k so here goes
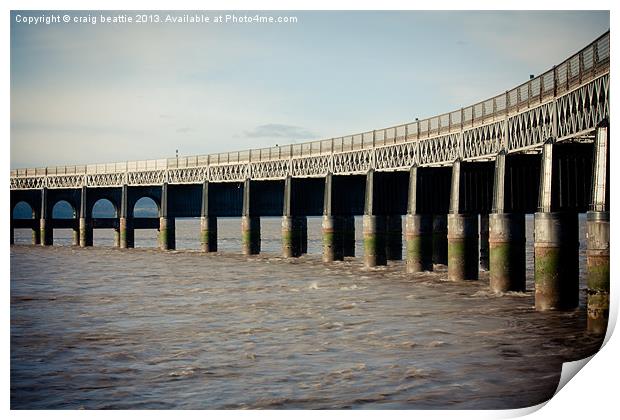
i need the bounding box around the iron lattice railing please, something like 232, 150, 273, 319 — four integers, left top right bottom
10, 31, 610, 188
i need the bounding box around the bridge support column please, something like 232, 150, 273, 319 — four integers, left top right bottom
72, 227, 79, 246
447, 160, 478, 280
406, 214, 433, 273
200, 217, 217, 252
534, 212, 579, 310
159, 217, 175, 250
242, 216, 260, 255
113, 227, 120, 248
432, 215, 448, 265
489, 150, 525, 291
586, 211, 609, 334
342, 216, 355, 257
586, 124, 609, 333
489, 213, 525, 292
242, 179, 260, 255
200, 181, 217, 252
322, 216, 343, 262
406, 166, 433, 272
282, 216, 302, 258
40, 218, 52, 246
300, 217, 308, 255
448, 214, 479, 281
363, 215, 387, 267
79, 186, 93, 247
79, 218, 93, 247
363, 169, 387, 267
282, 175, 302, 258
10, 218, 14, 245
534, 140, 579, 310
32, 227, 40, 245
120, 184, 134, 249
159, 183, 176, 250
120, 218, 134, 248
40, 188, 52, 246
385, 215, 402, 260
322, 173, 343, 262
479, 214, 489, 271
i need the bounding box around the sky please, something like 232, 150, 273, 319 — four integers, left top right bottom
10, 10, 610, 169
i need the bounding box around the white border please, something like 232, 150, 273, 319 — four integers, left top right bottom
3, 2, 617, 420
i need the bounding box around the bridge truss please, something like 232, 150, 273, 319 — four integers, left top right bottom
10, 32, 609, 190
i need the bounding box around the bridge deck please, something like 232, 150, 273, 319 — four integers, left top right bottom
10, 31, 609, 189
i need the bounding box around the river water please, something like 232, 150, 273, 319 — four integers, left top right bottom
10, 215, 603, 409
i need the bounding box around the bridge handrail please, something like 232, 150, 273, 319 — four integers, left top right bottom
10, 30, 610, 179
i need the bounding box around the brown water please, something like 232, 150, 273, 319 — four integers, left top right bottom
10, 216, 603, 409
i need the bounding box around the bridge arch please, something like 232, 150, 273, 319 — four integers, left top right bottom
47, 199, 78, 246
11, 201, 38, 245
92, 198, 118, 218
131, 196, 161, 248
52, 200, 77, 219
12, 201, 35, 219
132, 196, 160, 218
90, 198, 119, 247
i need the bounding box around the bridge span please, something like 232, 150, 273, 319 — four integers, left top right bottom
10, 32, 610, 333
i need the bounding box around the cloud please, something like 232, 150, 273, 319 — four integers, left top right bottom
244, 124, 317, 140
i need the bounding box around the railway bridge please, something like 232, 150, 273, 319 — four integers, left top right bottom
10, 32, 610, 333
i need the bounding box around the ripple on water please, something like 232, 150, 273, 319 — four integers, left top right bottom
10, 217, 603, 409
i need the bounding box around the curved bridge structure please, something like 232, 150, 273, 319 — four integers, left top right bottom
10, 32, 609, 187
10, 31, 610, 333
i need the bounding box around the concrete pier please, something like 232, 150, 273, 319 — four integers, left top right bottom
364, 169, 387, 267
406, 166, 433, 272
342, 216, 355, 257
241, 216, 260, 255
32, 227, 40, 245
282, 175, 302, 258
40, 218, 52, 246
300, 217, 308, 255
200, 182, 217, 252
113, 227, 120, 248
322, 173, 343, 262
79, 187, 92, 247
159, 183, 175, 250
479, 214, 489, 271
447, 160, 478, 280
200, 217, 217, 252
489, 213, 525, 292
363, 215, 387, 267
119, 185, 134, 248
282, 216, 302, 258
533, 140, 579, 311
432, 215, 448, 265
586, 211, 609, 334
534, 212, 579, 310
405, 214, 433, 272
159, 217, 176, 250
489, 150, 527, 291
40, 188, 52, 246
79, 218, 93, 247
72, 227, 80, 246
242, 178, 260, 255
385, 215, 403, 261
585, 125, 610, 332
447, 214, 479, 281
119, 217, 134, 248
322, 215, 343, 262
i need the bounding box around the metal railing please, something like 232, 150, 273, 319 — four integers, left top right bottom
10, 31, 610, 179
